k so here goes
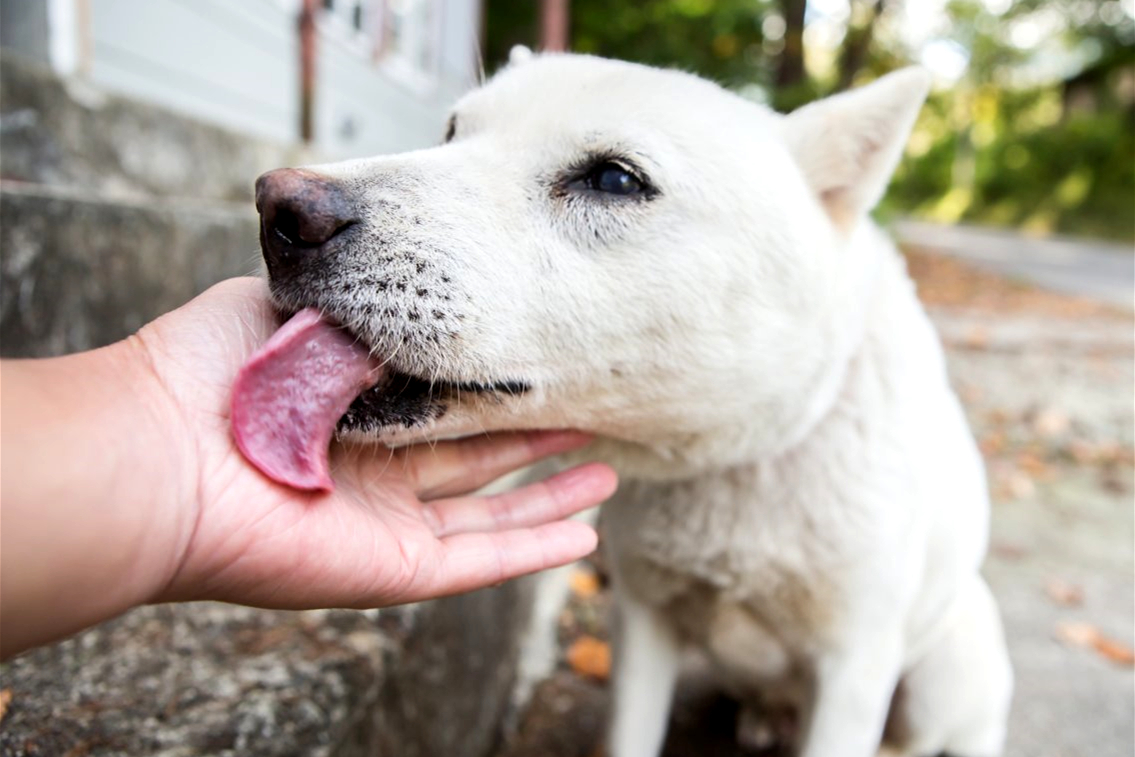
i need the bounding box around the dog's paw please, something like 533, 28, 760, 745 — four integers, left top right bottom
736, 702, 796, 754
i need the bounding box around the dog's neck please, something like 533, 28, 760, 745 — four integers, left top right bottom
585, 222, 915, 482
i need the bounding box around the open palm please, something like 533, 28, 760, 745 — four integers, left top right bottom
137, 278, 615, 609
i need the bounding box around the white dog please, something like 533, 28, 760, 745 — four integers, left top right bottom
245, 50, 1012, 757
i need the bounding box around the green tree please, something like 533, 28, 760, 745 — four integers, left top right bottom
884, 0, 1135, 239
484, 0, 1135, 240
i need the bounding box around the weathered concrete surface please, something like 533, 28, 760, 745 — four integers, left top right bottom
0, 182, 259, 357
0, 50, 305, 357
0, 51, 298, 358
936, 308, 1135, 757
0, 52, 307, 204
1, 580, 533, 757
0, 605, 384, 757
370, 581, 536, 757
0, 6, 49, 67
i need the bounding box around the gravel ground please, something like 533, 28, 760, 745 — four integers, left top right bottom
497, 250, 1135, 757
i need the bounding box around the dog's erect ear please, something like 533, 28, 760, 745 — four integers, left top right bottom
509, 45, 534, 66
780, 67, 930, 232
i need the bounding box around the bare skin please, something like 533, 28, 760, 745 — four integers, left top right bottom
0, 277, 616, 660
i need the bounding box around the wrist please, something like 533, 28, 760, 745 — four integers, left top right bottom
112, 333, 204, 602
0, 338, 196, 657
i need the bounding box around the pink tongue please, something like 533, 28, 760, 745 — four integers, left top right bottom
231, 308, 383, 492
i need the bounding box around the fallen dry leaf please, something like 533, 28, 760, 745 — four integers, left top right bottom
1091, 635, 1135, 666
957, 383, 984, 405
1055, 621, 1135, 666
567, 635, 612, 680
979, 431, 1007, 456
990, 542, 1028, 560
1016, 452, 1051, 479
1032, 408, 1070, 438
1056, 621, 1099, 647
0, 688, 11, 723
569, 568, 601, 599
1004, 471, 1037, 500
962, 326, 990, 349
1044, 579, 1084, 607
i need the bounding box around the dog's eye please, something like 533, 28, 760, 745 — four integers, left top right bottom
562, 156, 656, 201
585, 162, 643, 195
443, 114, 457, 143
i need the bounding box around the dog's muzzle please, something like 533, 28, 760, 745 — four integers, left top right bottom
254, 168, 358, 278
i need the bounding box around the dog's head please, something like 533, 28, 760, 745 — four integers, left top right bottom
255, 53, 928, 477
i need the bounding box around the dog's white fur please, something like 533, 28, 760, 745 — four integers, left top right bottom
282, 52, 1012, 757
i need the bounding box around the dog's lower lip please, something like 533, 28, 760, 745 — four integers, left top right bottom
351, 370, 531, 405
267, 303, 531, 431
446, 378, 530, 396
336, 370, 531, 434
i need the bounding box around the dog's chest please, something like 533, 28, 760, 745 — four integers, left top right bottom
602, 463, 867, 657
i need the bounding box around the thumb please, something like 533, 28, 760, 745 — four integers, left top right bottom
133, 277, 281, 414
144, 277, 279, 375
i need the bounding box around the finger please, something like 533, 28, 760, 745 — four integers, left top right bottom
419, 520, 599, 600
400, 430, 595, 500
421, 462, 617, 538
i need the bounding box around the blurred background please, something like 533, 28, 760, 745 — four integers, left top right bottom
3, 0, 1131, 237
0, 2, 1131, 757
491, 0, 1135, 242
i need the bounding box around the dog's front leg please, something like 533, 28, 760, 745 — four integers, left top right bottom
798, 633, 903, 757
608, 593, 682, 757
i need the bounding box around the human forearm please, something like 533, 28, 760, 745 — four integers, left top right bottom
0, 339, 190, 659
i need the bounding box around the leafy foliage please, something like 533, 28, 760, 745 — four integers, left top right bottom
484, 0, 1135, 240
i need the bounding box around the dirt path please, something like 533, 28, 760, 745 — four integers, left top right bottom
894, 220, 1134, 309
922, 251, 1134, 757
498, 249, 1135, 757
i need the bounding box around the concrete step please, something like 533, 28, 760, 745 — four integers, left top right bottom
1, 51, 311, 204
0, 180, 259, 356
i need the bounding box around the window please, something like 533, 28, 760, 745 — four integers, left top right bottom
318, 0, 376, 57
382, 0, 439, 79
318, 0, 441, 90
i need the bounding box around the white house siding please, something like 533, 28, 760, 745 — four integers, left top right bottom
86, 0, 299, 144
80, 0, 479, 158
313, 0, 481, 158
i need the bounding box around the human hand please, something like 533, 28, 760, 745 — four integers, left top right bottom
1, 278, 615, 658
134, 277, 617, 609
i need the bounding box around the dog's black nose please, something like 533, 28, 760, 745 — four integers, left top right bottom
255, 168, 357, 275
